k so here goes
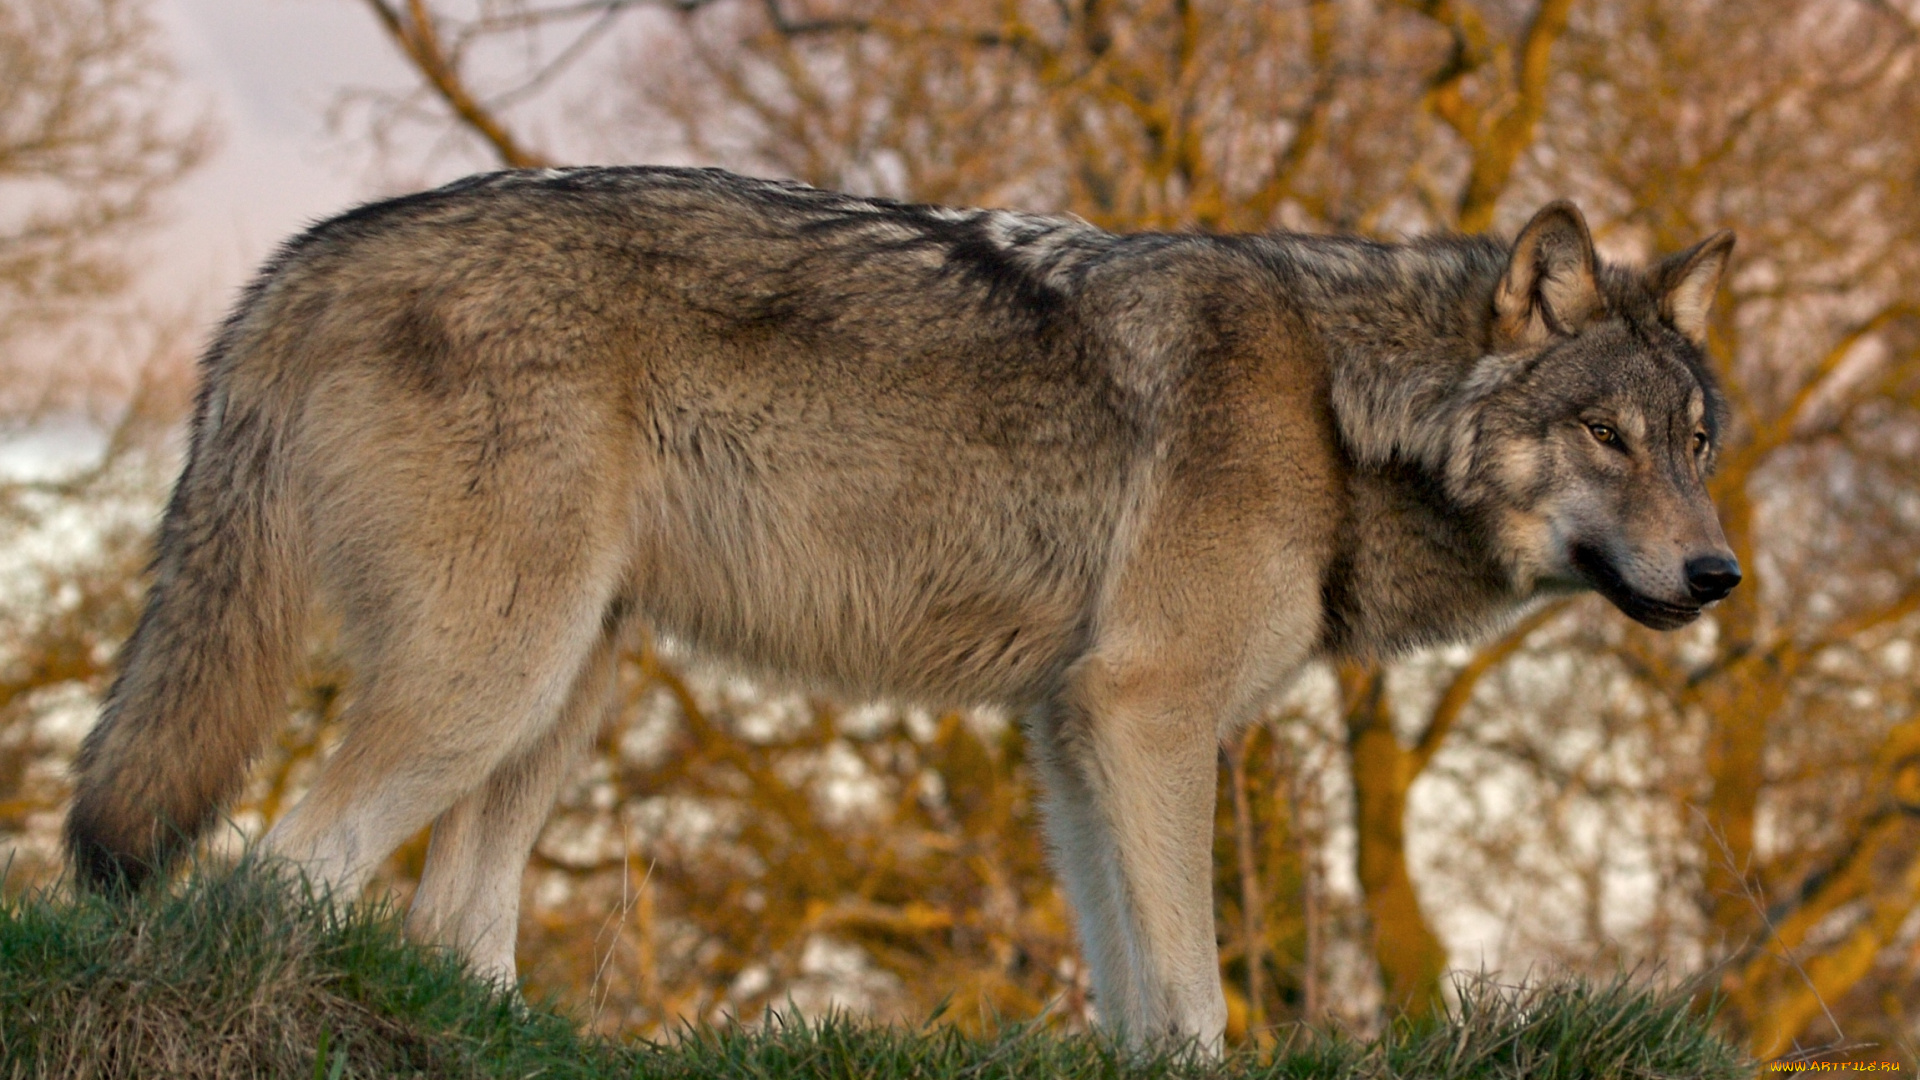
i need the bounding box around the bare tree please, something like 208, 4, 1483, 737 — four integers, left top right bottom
0, 0, 206, 888
0, 0, 207, 375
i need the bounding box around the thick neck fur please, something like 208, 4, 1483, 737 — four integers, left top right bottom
1317, 458, 1521, 659
1245, 232, 1533, 659
1252, 232, 1512, 463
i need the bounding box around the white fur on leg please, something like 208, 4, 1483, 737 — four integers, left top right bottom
407, 626, 623, 986
1028, 710, 1146, 1030
258, 579, 616, 953
1036, 670, 1231, 1052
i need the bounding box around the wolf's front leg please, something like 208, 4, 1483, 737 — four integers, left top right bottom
1034, 664, 1228, 1051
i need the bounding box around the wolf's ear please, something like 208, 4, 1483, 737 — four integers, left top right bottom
1651, 230, 1734, 349
1494, 201, 1601, 350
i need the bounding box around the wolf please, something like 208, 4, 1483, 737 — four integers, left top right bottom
66, 166, 1739, 1048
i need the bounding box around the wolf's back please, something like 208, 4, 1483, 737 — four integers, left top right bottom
66, 276, 312, 892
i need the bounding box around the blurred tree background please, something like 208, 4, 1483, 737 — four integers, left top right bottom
3, 0, 1919, 1066
0, 0, 203, 929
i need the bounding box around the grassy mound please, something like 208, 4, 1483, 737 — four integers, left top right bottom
632, 981, 1753, 1080
0, 860, 616, 1078
0, 862, 1751, 1079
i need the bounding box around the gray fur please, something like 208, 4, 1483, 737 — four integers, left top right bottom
66, 168, 1738, 1048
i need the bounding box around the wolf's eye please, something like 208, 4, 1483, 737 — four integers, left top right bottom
1693, 431, 1710, 454
1586, 422, 1619, 446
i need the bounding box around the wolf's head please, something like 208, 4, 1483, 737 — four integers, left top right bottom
1454, 202, 1740, 630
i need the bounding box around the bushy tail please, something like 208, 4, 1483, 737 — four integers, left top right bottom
67, 352, 309, 893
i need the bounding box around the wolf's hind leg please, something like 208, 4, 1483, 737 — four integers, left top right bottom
260, 562, 621, 918
405, 607, 629, 985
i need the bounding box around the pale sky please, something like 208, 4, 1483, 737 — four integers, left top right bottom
6, 0, 662, 469
3, 3, 425, 471
144, 0, 454, 321
140, 1, 685, 325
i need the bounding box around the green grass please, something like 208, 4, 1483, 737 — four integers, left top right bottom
0, 861, 1752, 1079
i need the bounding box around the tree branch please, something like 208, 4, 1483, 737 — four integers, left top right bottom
1457, 0, 1574, 230
758, 0, 872, 37
1398, 0, 1573, 230
359, 0, 552, 168
1244, 0, 1339, 224
1776, 302, 1920, 440
1412, 599, 1569, 772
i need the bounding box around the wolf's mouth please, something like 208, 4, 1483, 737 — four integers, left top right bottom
1570, 544, 1703, 631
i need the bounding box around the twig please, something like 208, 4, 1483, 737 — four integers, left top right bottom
358, 0, 552, 167
1695, 809, 1869, 1062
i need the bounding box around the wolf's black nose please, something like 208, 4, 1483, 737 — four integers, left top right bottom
1685, 554, 1742, 603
